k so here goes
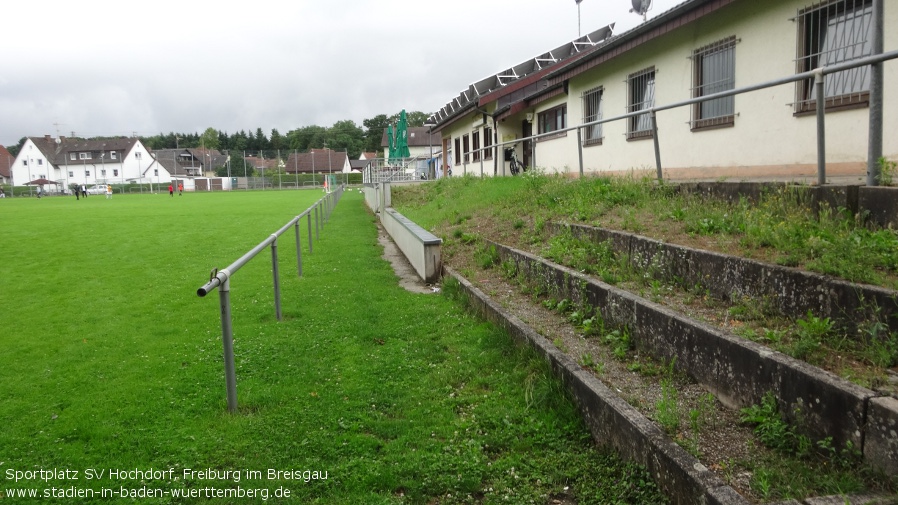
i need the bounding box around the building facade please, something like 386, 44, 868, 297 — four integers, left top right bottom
11, 136, 168, 189
432, 0, 896, 180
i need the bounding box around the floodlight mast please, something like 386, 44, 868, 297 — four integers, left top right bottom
576, 0, 583, 37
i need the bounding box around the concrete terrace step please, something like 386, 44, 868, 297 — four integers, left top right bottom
546, 221, 898, 335
483, 238, 898, 479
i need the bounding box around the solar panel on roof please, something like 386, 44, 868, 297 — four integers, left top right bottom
431, 22, 614, 125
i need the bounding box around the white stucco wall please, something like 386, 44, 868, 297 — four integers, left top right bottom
439, 108, 504, 177
12, 140, 51, 186
11, 139, 172, 187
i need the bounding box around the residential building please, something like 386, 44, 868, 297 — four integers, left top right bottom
430, 0, 896, 180
284, 148, 351, 174
353, 153, 378, 173
0, 145, 14, 185
153, 148, 228, 178
11, 136, 167, 189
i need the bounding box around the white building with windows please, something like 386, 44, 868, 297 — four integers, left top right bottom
431, 0, 896, 180
12, 136, 171, 190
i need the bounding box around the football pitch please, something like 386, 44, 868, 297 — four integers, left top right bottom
0, 189, 665, 504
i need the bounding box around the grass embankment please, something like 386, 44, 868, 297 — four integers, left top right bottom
0, 190, 666, 504
392, 174, 898, 502
394, 174, 898, 386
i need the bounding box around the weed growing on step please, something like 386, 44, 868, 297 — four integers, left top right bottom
736, 391, 894, 500
878, 156, 896, 186
475, 243, 500, 269
604, 328, 632, 360
580, 313, 605, 338
788, 310, 832, 361
684, 393, 718, 458
654, 359, 680, 435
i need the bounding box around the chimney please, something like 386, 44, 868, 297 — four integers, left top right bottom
44, 135, 52, 141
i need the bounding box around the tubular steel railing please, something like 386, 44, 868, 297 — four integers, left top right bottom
363, 156, 431, 183
196, 185, 344, 413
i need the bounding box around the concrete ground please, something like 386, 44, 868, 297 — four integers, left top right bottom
377, 223, 439, 294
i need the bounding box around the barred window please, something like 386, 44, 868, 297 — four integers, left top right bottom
581, 86, 604, 146
472, 131, 481, 162
483, 126, 493, 160
794, 0, 872, 113
462, 134, 470, 163
454, 137, 461, 165
627, 67, 655, 140
692, 37, 736, 129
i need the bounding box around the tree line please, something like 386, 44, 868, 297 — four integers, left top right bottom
6, 111, 428, 161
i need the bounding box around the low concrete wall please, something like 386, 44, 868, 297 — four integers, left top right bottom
860, 187, 898, 229
380, 208, 442, 284
866, 397, 898, 476
446, 267, 748, 505
549, 222, 898, 334
362, 182, 390, 213
676, 182, 898, 233
362, 182, 442, 284
488, 241, 896, 475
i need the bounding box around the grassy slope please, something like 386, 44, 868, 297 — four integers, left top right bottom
0, 190, 665, 504
391, 174, 898, 502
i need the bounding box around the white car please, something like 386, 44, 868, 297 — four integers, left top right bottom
86, 185, 109, 195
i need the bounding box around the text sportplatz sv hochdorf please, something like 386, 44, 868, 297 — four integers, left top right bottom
4, 467, 329, 484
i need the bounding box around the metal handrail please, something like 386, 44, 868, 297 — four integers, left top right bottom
197, 185, 345, 413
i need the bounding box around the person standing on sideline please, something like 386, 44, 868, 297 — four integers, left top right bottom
106, 184, 112, 199
169, 184, 174, 197
81, 185, 87, 198
178, 182, 183, 196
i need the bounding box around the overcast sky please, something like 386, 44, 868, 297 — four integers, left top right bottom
0, 0, 681, 147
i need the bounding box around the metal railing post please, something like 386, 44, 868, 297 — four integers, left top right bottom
295, 220, 303, 277
271, 238, 282, 321
816, 72, 826, 185
315, 205, 320, 241
577, 127, 584, 178
198, 192, 346, 414
651, 110, 662, 181
532, 141, 536, 171
219, 278, 238, 413
307, 213, 314, 254
867, 0, 884, 186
